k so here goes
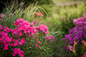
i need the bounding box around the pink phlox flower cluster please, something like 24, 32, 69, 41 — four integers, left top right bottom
13, 39, 18, 46
0, 31, 12, 50
43, 36, 55, 42
0, 14, 5, 21
12, 48, 24, 57
10, 43, 13, 47
36, 24, 49, 34
14, 18, 36, 37
37, 41, 42, 44
0, 25, 4, 29
0, 24, 26, 53
4, 27, 10, 33
0, 26, 11, 50
19, 38, 26, 45
11, 38, 26, 46
14, 18, 25, 26
0, 14, 5, 18
10, 29, 19, 37
0, 18, 50, 57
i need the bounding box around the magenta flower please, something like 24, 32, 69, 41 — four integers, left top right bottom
10, 43, 13, 47
35, 44, 40, 48
84, 13, 86, 16
35, 44, 38, 47
14, 42, 18, 46
19, 41, 23, 45
37, 41, 42, 44
12, 48, 24, 57
36, 24, 49, 34
73, 19, 77, 24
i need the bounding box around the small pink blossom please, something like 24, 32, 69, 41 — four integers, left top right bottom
43, 43, 45, 45
37, 41, 42, 44
0, 14, 5, 18
19, 41, 23, 45
10, 43, 13, 46
12, 48, 24, 57
14, 42, 18, 46
35, 44, 40, 48
36, 24, 49, 34
35, 44, 38, 47
12, 52, 16, 56
4, 47, 8, 50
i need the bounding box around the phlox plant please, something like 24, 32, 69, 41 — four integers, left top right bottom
62, 13, 86, 57
0, 1, 57, 57
0, 18, 56, 57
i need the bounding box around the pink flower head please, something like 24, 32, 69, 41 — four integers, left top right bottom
84, 13, 86, 16
19, 38, 25, 45
14, 42, 18, 46
14, 18, 24, 26
14, 18, 36, 37
30, 22, 34, 26
37, 41, 42, 44
10, 43, 13, 46
4, 27, 10, 33
21, 38, 25, 43
4, 46, 8, 50
5, 36, 11, 42
73, 19, 77, 24
36, 24, 49, 34
43, 43, 45, 45
12, 48, 24, 57
19, 41, 23, 45
12, 52, 16, 56
4, 43, 8, 50
35, 44, 38, 47
0, 14, 5, 18
35, 44, 40, 48
19, 32, 23, 36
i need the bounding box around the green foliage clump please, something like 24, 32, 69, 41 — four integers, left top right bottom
25, 0, 53, 5
25, 0, 54, 16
